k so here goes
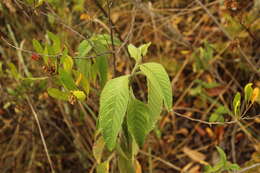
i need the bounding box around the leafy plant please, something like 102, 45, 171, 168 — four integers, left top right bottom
95, 43, 172, 172
204, 146, 240, 173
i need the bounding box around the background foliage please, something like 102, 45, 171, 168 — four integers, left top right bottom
0, 0, 259, 172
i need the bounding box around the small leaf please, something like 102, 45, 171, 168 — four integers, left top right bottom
71, 90, 86, 101
47, 88, 70, 101
62, 55, 73, 73
244, 83, 253, 103
127, 98, 150, 147
77, 40, 92, 58
251, 88, 260, 103
232, 92, 241, 117
59, 69, 78, 90
8, 63, 21, 79
216, 146, 227, 166
47, 31, 61, 54
209, 113, 224, 122
128, 44, 141, 62
98, 75, 130, 150
139, 42, 151, 56
32, 39, 43, 53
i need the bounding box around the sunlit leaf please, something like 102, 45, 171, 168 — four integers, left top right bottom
232, 92, 241, 117
140, 63, 172, 111
139, 42, 151, 56
71, 90, 86, 101
128, 44, 141, 62
244, 83, 253, 103
98, 76, 130, 150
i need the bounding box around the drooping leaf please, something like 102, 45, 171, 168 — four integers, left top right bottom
140, 62, 172, 110
59, 69, 77, 90
95, 44, 108, 88
98, 75, 130, 150
139, 42, 151, 56
47, 88, 70, 101
244, 83, 253, 103
128, 44, 141, 62
127, 98, 150, 147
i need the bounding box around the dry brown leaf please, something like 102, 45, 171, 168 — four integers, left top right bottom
182, 147, 208, 165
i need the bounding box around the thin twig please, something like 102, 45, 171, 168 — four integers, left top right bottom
235, 163, 260, 173
26, 96, 56, 173
139, 150, 181, 171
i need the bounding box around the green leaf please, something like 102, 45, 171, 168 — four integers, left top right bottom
209, 113, 224, 122
98, 75, 130, 150
216, 146, 227, 166
244, 83, 253, 103
95, 44, 108, 88
77, 40, 92, 58
127, 98, 150, 147
59, 69, 78, 90
47, 31, 61, 54
8, 63, 21, 79
32, 39, 43, 53
47, 88, 70, 101
71, 90, 86, 101
139, 42, 151, 56
128, 44, 141, 62
232, 92, 241, 117
225, 163, 240, 171
92, 34, 121, 46
62, 55, 73, 73
140, 62, 172, 110
215, 106, 229, 114
146, 80, 163, 131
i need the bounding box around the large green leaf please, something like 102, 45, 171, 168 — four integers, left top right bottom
146, 80, 163, 131
98, 76, 130, 150
140, 62, 172, 110
127, 98, 150, 147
